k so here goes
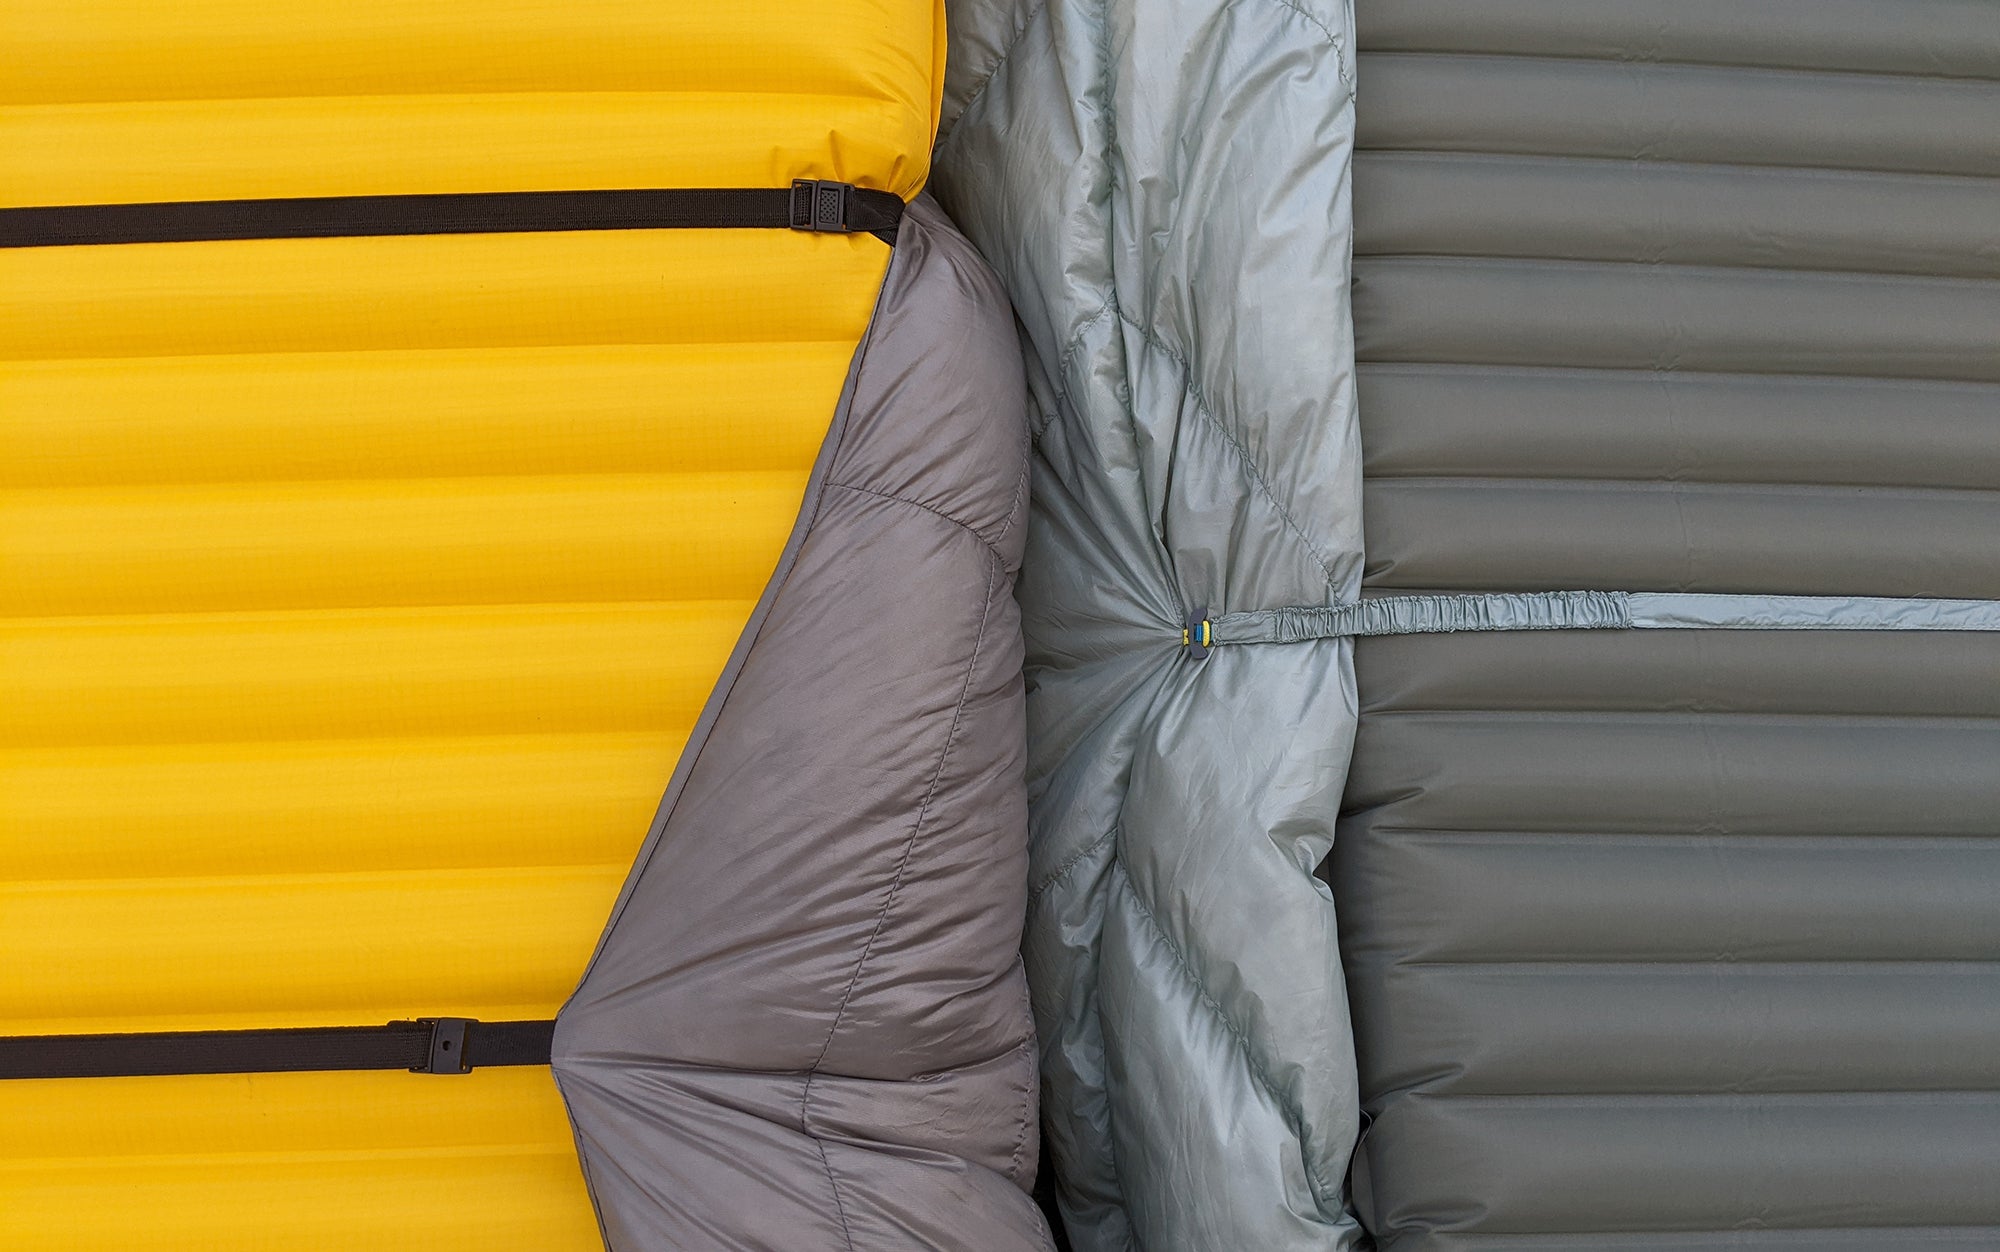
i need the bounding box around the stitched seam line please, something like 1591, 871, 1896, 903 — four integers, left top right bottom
1006, 1038, 1036, 1184
1245, 0, 1354, 93
811, 1133, 857, 1252
1038, 305, 1345, 590
1040, 297, 1119, 442
1114, 310, 1343, 587
1005, 959, 1037, 1186
823, 480, 1012, 566
1112, 860, 1336, 1210
937, 0, 1054, 153
1030, 826, 1118, 905
994, 407, 1034, 545
797, 556, 998, 1038
1090, 922, 1139, 1252
799, 555, 1002, 1234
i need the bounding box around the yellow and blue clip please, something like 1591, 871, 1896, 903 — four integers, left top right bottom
1182, 607, 1213, 660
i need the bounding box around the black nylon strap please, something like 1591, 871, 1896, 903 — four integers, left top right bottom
0, 182, 905, 248
0, 1018, 555, 1080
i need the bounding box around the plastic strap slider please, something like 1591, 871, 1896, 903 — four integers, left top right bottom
790, 179, 857, 233
415, 1017, 474, 1074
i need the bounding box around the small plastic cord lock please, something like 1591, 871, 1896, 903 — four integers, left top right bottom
789, 180, 854, 233
1183, 607, 1213, 660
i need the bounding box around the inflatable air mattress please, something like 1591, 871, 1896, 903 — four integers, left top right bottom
1337, 4, 2000, 1246
4, 3, 1049, 1249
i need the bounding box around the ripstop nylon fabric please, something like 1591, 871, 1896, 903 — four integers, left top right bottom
554, 196, 1052, 1252
935, 1, 1368, 1247
2, 3, 942, 1248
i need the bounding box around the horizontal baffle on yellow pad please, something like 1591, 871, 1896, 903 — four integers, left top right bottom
2, 94, 932, 208
3, 732, 690, 882
2, 601, 753, 748
0, 343, 850, 488
3, 474, 810, 614
5, 1066, 578, 1158
1, 0, 942, 203
1, 732, 688, 876
4, 1, 941, 109
0, 1070, 599, 1252
2, 865, 626, 1030
0, 230, 891, 360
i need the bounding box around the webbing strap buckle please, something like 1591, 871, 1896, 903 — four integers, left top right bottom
414, 1017, 474, 1074
789, 179, 854, 233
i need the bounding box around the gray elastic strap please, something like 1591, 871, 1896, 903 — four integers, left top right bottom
1205, 591, 2000, 649
1625, 592, 2000, 632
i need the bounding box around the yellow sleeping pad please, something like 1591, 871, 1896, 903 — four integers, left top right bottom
0, 2, 942, 1247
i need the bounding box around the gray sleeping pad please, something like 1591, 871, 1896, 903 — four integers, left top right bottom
1338, 2, 2000, 1247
